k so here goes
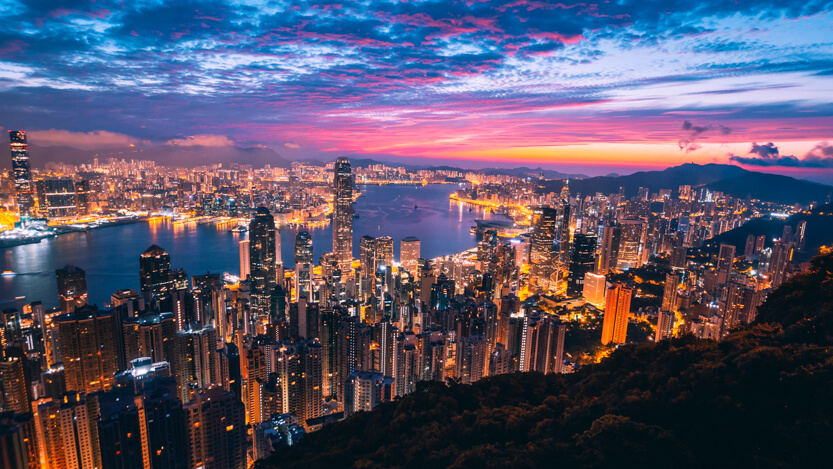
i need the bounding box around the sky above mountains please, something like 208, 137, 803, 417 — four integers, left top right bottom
1, 0, 832, 179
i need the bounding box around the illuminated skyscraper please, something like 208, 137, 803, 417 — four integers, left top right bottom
8, 130, 35, 217
249, 207, 277, 313
598, 223, 621, 274
601, 283, 632, 346
661, 273, 680, 312
529, 206, 557, 290
567, 234, 596, 296
56, 265, 88, 314
294, 231, 313, 266
140, 245, 174, 301
400, 236, 420, 273
616, 220, 646, 270
37, 178, 77, 220
582, 272, 606, 309
656, 310, 675, 341
375, 236, 394, 270
55, 305, 119, 394
333, 157, 353, 274
239, 239, 250, 280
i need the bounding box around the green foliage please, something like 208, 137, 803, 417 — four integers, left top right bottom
257, 252, 833, 469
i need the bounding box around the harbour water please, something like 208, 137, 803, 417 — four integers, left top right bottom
0, 184, 507, 309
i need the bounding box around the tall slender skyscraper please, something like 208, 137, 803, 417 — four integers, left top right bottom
8, 130, 35, 217
529, 206, 557, 290
333, 157, 353, 274
239, 239, 250, 280
249, 207, 277, 314
400, 236, 420, 273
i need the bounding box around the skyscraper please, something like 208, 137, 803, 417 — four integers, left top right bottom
716, 243, 736, 285
239, 239, 250, 280
601, 283, 632, 346
598, 223, 621, 274
656, 310, 675, 342
294, 231, 313, 266
529, 206, 557, 290
616, 220, 646, 270
56, 265, 88, 314
375, 236, 394, 270
400, 236, 420, 273
183, 386, 246, 469
333, 157, 353, 274
661, 273, 679, 313
55, 305, 120, 394
249, 207, 277, 313
567, 233, 596, 296
140, 245, 174, 301
8, 130, 34, 217
582, 272, 606, 309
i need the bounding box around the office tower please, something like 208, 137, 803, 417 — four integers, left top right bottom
557, 201, 572, 266
375, 236, 394, 270
656, 310, 674, 341
529, 206, 557, 290
343, 371, 394, 417
333, 157, 354, 274
568, 233, 596, 296
0, 355, 31, 414
172, 325, 220, 403
294, 263, 312, 302
583, 272, 606, 309
601, 283, 632, 346
137, 378, 188, 469
716, 243, 736, 285
670, 245, 688, 269
184, 386, 246, 469
294, 230, 313, 266
55, 305, 119, 393
249, 207, 277, 314
744, 234, 756, 257
74, 180, 91, 216
122, 312, 177, 364
140, 245, 174, 301
400, 236, 420, 273
8, 130, 35, 217
598, 223, 621, 274
39, 178, 77, 219
455, 335, 487, 384
359, 235, 376, 279
55, 265, 88, 314
239, 239, 250, 280
616, 220, 646, 270
34, 392, 102, 469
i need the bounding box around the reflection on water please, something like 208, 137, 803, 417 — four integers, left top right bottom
0, 184, 503, 308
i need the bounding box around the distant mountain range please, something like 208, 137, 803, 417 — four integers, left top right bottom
539, 163, 831, 205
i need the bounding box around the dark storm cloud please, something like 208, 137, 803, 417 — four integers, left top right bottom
731, 142, 833, 167
678, 121, 732, 153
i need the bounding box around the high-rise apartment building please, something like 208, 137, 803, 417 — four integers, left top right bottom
55, 305, 119, 393
183, 386, 246, 469
601, 283, 632, 346
400, 236, 420, 273
583, 272, 606, 309
239, 239, 250, 280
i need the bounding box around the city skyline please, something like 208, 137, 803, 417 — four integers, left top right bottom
0, 1, 832, 181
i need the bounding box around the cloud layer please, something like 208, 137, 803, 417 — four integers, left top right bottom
0, 1, 832, 165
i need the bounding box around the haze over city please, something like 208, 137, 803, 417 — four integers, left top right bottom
1, 1, 832, 180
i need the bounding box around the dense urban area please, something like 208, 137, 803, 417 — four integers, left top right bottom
0, 130, 826, 468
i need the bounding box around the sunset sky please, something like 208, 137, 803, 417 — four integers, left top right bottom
1, 0, 832, 178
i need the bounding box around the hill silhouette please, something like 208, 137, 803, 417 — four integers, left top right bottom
257, 251, 833, 469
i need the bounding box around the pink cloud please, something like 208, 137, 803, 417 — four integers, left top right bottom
164, 134, 236, 147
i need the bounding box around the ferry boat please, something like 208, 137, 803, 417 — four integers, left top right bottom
1, 271, 15, 276
229, 225, 248, 233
